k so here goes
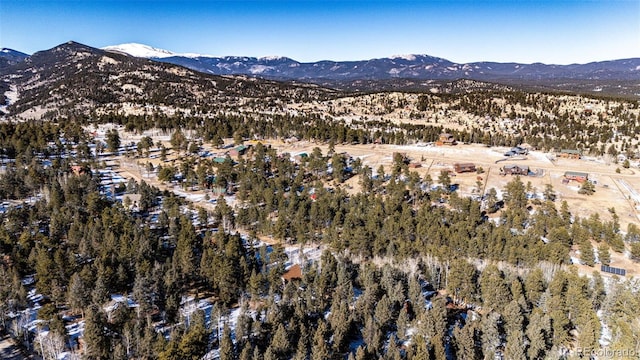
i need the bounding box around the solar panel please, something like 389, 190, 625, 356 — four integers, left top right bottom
601, 265, 626, 276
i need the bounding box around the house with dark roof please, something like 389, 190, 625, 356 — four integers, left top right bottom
502, 164, 529, 176
454, 163, 476, 173
229, 145, 248, 157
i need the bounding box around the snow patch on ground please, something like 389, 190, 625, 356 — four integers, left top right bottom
597, 309, 612, 347
0, 84, 18, 116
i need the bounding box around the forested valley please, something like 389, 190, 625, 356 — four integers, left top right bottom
1, 105, 640, 360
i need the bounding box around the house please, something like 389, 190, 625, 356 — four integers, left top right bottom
436, 133, 456, 146
557, 149, 582, 159
282, 264, 302, 283
228, 145, 248, 157
564, 171, 588, 182
503, 164, 529, 176
454, 163, 476, 173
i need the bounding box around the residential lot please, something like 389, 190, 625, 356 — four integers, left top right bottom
262, 140, 640, 230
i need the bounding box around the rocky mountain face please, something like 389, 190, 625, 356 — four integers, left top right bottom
0, 42, 335, 120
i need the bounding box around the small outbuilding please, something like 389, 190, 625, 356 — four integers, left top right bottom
454, 163, 476, 173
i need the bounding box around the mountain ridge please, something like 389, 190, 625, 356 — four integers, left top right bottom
100, 42, 640, 81
2, 41, 640, 97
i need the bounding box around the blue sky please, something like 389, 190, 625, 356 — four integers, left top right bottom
1, 0, 638, 64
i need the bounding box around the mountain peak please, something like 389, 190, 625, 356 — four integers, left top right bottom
390, 54, 420, 61
102, 43, 176, 58
1, 48, 27, 55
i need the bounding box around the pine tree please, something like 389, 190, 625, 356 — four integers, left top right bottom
598, 243, 611, 266
590, 272, 606, 310
239, 344, 253, 360
438, 170, 451, 192
330, 300, 353, 353
293, 333, 309, 360
67, 272, 89, 316
180, 310, 210, 360
410, 336, 431, 360
502, 300, 526, 360
385, 336, 402, 360
578, 180, 596, 195
447, 260, 478, 304
453, 322, 479, 360
271, 323, 291, 357
396, 306, 410, 341
219, 323, 236, 360
83, 305, 111, 360
479, 265, 511, 311
580, 239, 595, 266
481, 311, 501, 360
525, 308, 550, 360
374, 294, 394, 330
524, 268, 546, 307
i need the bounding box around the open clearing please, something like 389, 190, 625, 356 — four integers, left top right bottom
263, 140, 640, 227
111, 135, 640, 279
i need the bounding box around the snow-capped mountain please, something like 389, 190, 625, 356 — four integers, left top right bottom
102, 43, 640, 86
3, 41, 640, 97
101, 43, 209, 59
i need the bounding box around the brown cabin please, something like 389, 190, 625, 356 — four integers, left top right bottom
503, 164, 529, 176
436, 133, 456, 146
282, 264, 302, 283
454, 163, 476, 173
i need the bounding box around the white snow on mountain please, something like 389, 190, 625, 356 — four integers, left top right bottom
102, 43, 212, 59
391, 54, 417, 61
102, 43, 175, 58
249, 65, 272, 74
259, 55, 287, 61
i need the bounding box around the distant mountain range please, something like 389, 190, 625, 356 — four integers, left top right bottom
101, 43, 640, 81
2, 41, 640, 97
96, 43, 640, 97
